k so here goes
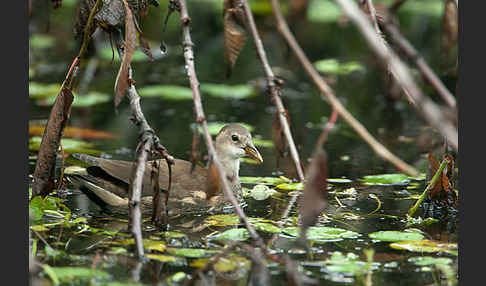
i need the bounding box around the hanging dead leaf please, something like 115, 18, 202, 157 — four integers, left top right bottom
223, 0, 247, 77
441, 0, 458, 60
114, 0, 137, 108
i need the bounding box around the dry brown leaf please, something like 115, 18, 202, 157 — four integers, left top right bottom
441, 0, 458, 59
223, 0, 247, 77
114, 0, 137, 108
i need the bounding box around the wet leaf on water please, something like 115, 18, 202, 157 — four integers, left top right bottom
106, 238, 166, 252
249, 184, 276, 200
190, 256, 250, 272
166, 272, 188, 284
30, 34, 56, 49
146, 253, 177, 262
163, 231, 187, 239
327, 178, 353, 183
252, 138, 274, 148
166, 248, 221, 258
29, 125, 117, 139
360, 173, 410, 185
323, 251, 379, 275
205, 214, 241, 226
405, 216, 439, 227
29, 82, 62, 99
207, 228, 250, 241
282, 226, 359, 242
400, 0, 445, 17
29, 136, 101, 155
253, 222, 282, 234
201, 83, 256, 99
276, 182, 305, 191
44, 266, 110, 283
307, 0, 342, 23
390, 240, 458, 255
314, 59, 365, 75
240, 176, 291, 185
36, 92, 111, 107
368, 230, 424, 242
138, 85, 194, 100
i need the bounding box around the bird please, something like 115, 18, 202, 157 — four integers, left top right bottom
65, 124, 263, 216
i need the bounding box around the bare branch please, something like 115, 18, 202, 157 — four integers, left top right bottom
269, 0, 420, 176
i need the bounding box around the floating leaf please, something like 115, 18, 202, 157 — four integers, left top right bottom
138, 85, 193, 100
253, 222, 282, 234
282, 226, 359, 242
45, 266, 110, 283
99, 45, 154, 63
368, 230, 424, 242
146, 253, 177, 262
307, 0, 342, 23
191, 256, 250, 272
327, 178, 353, 183
201, 83, 256, 99
37, 91, 111, 107
29, 82, 62, 99
30, 34, 55, 49
205, 214, 241, 226
207, 228, 250, 241
29, 136, 100, 155
252, 138, 274, 148
390, 240, 458, 255
361, 173, 410, 185
249, 184, 276, 200
314, 59, 365, 75
166, 248, 221, 258
408, 256, 453, 266
240, 176, 291, 185
401, 0, 444, 17
276, 182, 305, 191
163, 232, 187, 239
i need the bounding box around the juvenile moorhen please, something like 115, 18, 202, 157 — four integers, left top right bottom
66, 124, 263, 215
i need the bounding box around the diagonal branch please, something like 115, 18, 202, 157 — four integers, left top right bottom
269, 0, 420, 176
333, 0, 458, 151
240, 0, 305, 182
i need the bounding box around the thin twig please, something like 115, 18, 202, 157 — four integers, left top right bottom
269, 0, 420, 176
177, 0, 263, 245
241, 0, 305, 182
333, 0, 458, 151
408, 158, 448, 217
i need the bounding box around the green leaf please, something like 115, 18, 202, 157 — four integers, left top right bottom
307, 0, 342, 23
252, 138, 274, 148
240, 176, 291, 185
408, 256, 453, 266
368, 230, 424, 242
166, 248, 221, 258
275, 182, 305, 191
314, 59, 365, 75
361, 173, 411, 185
29, 136, 101, 155
201, 83, 256, 99
390, 240, 458, 255
207, 228, 250, 241
249, 184, 276, 200
46, 266, 110, 282
190, 256, 250, 272
253, 222, 282, 234
138, 85, 194, 100
327, 178, 353, 183
282, 226, 359, 242
204, 214, 241, 226
195, 122, 254, 135
30, 34, 55, 49
146, 253, 177, 262
29, 82, 62, 99
38, 91, 111, 107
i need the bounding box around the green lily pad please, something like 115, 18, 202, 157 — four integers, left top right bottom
204, 214, 272, 227
99, 45, 154, 63
240, 176, 291, 185
252, 138, 274, 148
253, 222, 282, 234
38, 91, 111, 107
29, 82, 62, 99
163, 231, 187, 239
408, 256, 453, 266
401, 0, 444, 17
275, 182, 305, 191
249, 184, 276, 200
190, 256, 250, 272
30, 34, 56, 49
44, 266, 110, 283
138, 85, 194, 100
361, 173, 411, 185
368, 230, 424, 242
207, 228, 250, 241
200, 83, 256, 99
327, 178, 353, 183
166, 248, 221, 258
314, 59, 365, 75
282, 226, 359, 242
390, 240, 458, 255
146, 253, 177, 262
307, 0, 342, 23
29, 136, 101, 155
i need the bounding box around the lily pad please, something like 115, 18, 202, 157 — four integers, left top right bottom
146, 253, 177, 263
30, 34, 56, 49
190, 256, 250, 272
138, 85, 194, 100
38, 91, 111, 107
207, 228, 250, 241
275, 182, 305, 191
327, 178, 353, 183
360, 174, 411, 185
249, 184, 276, 200
314, 59, 365, 75
390, 240, 458, 255
29, 136, 101, 155
44, 266, 110, 283
408, 256, 453, 266
200, 83, 256, 99
29, 82, 62, 99
282, 226, 359, 242
166, 248, 221, 258
240, 176, 291, 185
307, 0, 342, 23
252, 138, 274, 148
253, 222, 282, 234
368, 230, 424, 242
204, 214, 271, 227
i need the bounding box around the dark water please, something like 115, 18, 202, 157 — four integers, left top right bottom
29, 0, 458, 285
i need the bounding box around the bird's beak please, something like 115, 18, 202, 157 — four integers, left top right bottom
244, 141, 263, 164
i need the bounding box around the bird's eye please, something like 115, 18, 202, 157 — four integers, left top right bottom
231, 135, 239, 142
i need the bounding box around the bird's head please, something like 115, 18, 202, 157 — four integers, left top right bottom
215, 124, 263, 164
